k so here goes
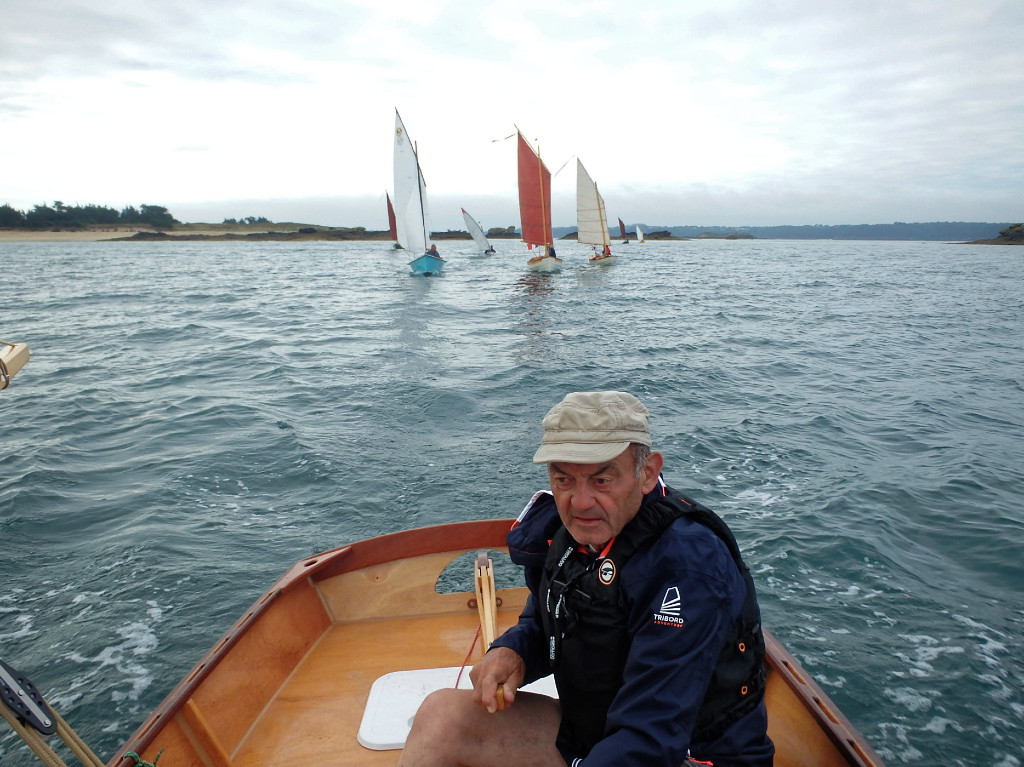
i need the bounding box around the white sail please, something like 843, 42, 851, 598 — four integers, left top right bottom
393, 110, 430, 254
636, 224, 645, 242
576, 159, 610, 248
461, 208, 492, 252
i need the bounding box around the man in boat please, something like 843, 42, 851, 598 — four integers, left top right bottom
427, 243, 440, 256
399, 391, 774, 767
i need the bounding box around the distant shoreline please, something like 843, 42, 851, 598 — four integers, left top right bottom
1, 223, 1019, 244
0, 225, 397, 243
0, 225, 683, 243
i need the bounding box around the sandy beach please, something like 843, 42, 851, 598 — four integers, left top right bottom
0, 229, 148, 242
0, 226, 448, 243
0, 227, 280, 242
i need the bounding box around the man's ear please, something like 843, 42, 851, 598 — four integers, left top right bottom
642, 451, 664, 493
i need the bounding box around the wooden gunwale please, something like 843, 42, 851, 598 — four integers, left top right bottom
763, 631, 886, 767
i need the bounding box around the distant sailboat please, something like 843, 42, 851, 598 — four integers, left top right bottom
461, 208, 495, 254
394, 110, 444, 276
577, 159, 614, 264
386, 192, 403, 249
618, 217, 629, 244
636, 224, 646, 243
517, 130, 561, 273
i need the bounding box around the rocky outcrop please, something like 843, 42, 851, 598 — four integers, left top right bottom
969, 223, 1023, 245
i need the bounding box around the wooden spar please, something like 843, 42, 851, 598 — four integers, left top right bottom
473, 553, 506, 711
474, 552, 498, 650
537, 140, 549, 249
598, 182, 608, 249
413, 139, 429, 250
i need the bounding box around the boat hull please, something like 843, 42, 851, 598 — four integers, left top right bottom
408, 254, 445, 276
526, 255, 562, 273
109, 520, 887, 767
588, 254, 615, 264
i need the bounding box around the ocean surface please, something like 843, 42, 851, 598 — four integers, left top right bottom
1, 238, 1022, 766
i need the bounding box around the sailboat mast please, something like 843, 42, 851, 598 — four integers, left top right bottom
537, 142, 549, 248
597, 182, 608, 247
413, 140, 429, 249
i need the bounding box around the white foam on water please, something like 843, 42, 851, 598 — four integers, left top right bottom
877, 722, 924, 762
0, 614, 35, 641
72, 590, 107, 604
146, 600, 163, 621
923, 716, 963, 734
883, 686, 936, 713
60, 611, 161, 708
812, 673, 846, 689
734, 488, 777, 507
891, 632, 966, 678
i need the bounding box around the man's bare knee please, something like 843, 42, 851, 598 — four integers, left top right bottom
400, 689, 479, 766
410, 688, 469, 735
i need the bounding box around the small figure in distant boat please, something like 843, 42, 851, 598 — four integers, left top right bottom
427, 244, 439, 256
485, 246, 496, 255
547, 244, 557, 258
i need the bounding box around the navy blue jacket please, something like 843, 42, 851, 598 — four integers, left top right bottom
491, 483, 774, 767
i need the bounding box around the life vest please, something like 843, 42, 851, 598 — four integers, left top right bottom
536, 491, 767, 752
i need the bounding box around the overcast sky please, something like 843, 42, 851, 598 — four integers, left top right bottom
2, 0, 1021, 230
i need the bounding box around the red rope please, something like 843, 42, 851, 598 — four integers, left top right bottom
455, 625, 482, 689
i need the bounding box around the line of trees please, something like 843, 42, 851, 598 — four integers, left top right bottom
222, 216, 271, 225
0, 201, 178, 229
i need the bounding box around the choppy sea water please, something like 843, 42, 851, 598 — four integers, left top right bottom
1, 238, 1022, 766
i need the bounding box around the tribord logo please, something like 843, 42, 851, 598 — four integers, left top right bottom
653, 586, 685, 627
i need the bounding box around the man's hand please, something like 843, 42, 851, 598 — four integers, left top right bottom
469, 646, 526, 713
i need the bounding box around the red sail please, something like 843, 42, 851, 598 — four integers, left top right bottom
618, 217, 627, 239
517, 132, 552, 248
386, 192, 398, 241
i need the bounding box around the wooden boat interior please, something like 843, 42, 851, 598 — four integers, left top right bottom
109, 520, 885, 767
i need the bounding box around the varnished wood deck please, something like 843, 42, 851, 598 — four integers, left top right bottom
235, 613, 501, 766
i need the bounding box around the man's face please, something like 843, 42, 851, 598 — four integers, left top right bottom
547, 448, 663, 548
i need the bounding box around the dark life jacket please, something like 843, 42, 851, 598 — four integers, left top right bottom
537, 491, 767, 753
